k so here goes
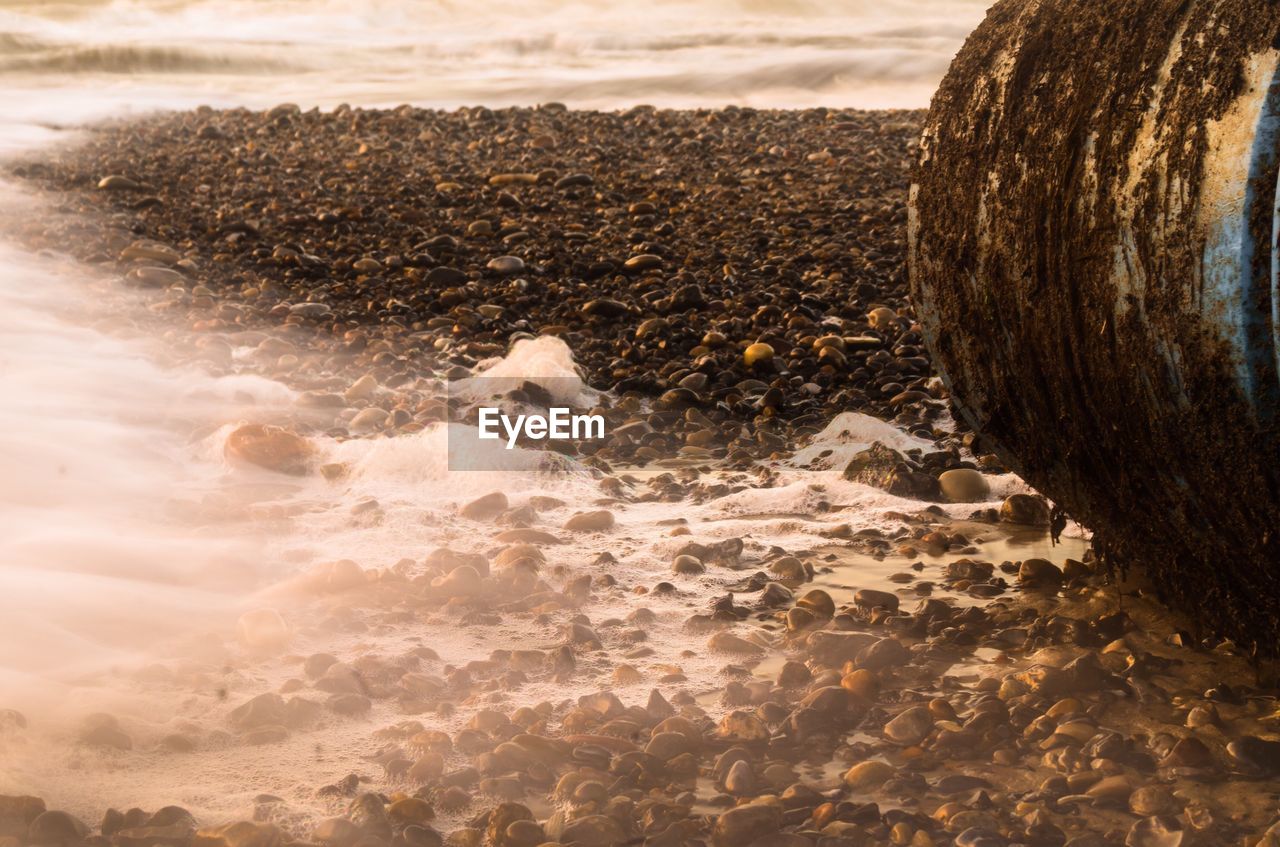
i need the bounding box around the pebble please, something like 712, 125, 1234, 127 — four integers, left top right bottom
1129, 786, 1179, 816
120, 240, 180, 264
126, 266, 184, 288
1001, 493, 1050, 524
742, 342, 775, 368
867, 306, 899, 331
348, 407, 388, 433
884, 706, 934, 745
486, 256, 525, 274
1018, 557, 1064, 586
558, 815, 624, 847
563, 510, 614, 532
723, 759, 755, 795
938, 468, 991, 502
344, 374, 379, 402
623, 253, 663, 271
96, 174, 145, 191
1227, 736, 1280, 774
224, 424, 312, 475
844, 759, 894, 791
856, 636, 910, 671
461, 491, 508, 520
671, 554, 704, 575
711, 804, 782, 847
854, 588, 899, 611
707, 632, 763, 655
27, 811, 89, 846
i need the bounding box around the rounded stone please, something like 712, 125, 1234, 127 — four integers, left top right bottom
743, 342, 776, 368
486, 256, 525, 274
1000, 493, 1050, 525
843, 759, 894, 791
938, 468, 991, 503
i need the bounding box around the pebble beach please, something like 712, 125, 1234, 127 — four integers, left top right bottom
1, 103, 1280, 847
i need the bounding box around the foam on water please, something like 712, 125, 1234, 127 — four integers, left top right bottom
0, 239, 1088, 822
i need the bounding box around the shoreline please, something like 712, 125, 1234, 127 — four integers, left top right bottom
6, 104, 937, 457
3, 106, 1280, 847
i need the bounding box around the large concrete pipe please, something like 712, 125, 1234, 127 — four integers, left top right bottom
909, 0, 1280, 650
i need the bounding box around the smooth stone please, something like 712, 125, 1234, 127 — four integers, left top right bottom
427, 266, 470, 286
127, 266, 185, 288
867, 307, 898, 331
313, 818, 362, 846
716, 710, 769, 742
387, 798, 434, 825
121, 241, 180, 264
645, 732, 688, 761
796, 589, 835, 618
1019, 558, 1064, 585
348, 407, 388, 433
671, 554, 704, 575
623, 254, 663, 271
563, 510, 615, 532
581, 298, 630, 317
1227, 735, 1280, 774
854, 588, 899, 611
759, 582, 792, 606
461, 492, 508, 520
224, 424, 312, 475
843, 759, 894, 791
289, 302, 332, 319
27, 811, 89, 847
486, 256, 525, 274
554, 173, 593, 189
432, 565, 483, 598
1001, 493, 1050, 525
805, 631, 878, 664
711, 804, 782, 847
778, 661, 812, 687
855, 637, 910, 671
841, 669, 879, 700
1129, 786, 1179, 816
707, 632, 763, 655
723, 759, 755, 795
883, 706, 933, 745
97, 175, 145, 191
938, 468, 991, 503
743, 342, 776, 368
1160, 737, 1215, 769
344, 374, 379, 402
559, 815, 624, 847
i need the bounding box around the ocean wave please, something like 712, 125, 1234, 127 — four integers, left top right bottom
0, 42, 296, 74
0, 31, 45, 53
471, 50, 957, 103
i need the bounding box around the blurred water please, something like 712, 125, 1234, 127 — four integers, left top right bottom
0, 0, 984, 125
0, 0, 999, 818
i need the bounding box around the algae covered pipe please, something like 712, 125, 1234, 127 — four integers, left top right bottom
909, 0, 1280, 650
